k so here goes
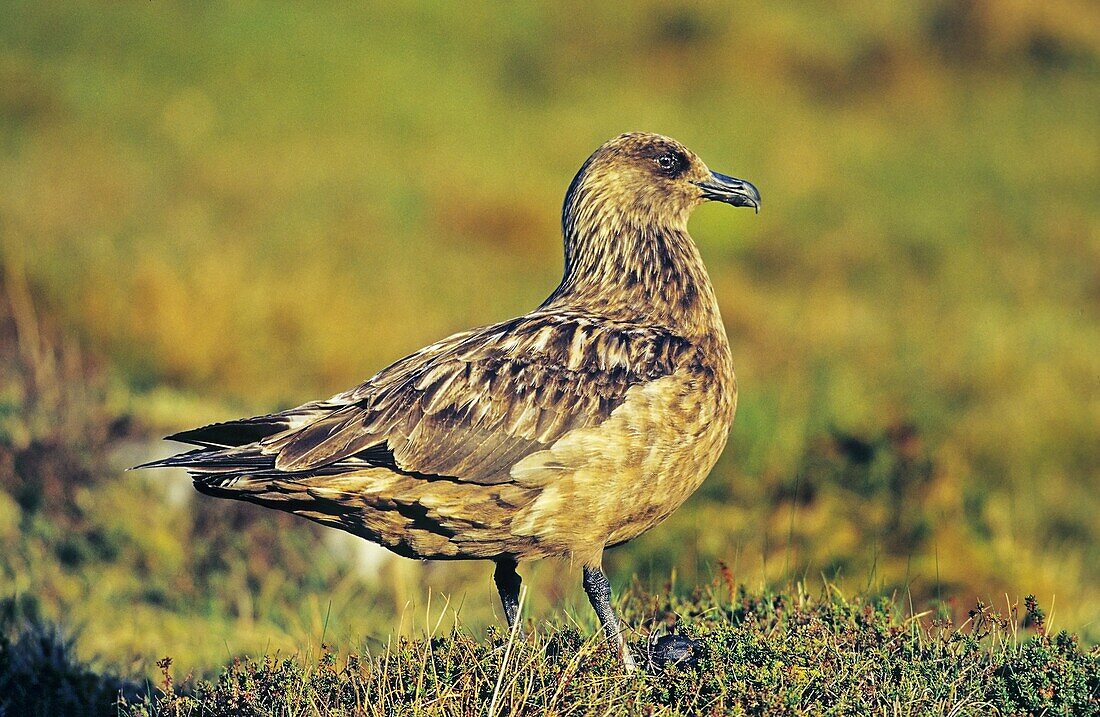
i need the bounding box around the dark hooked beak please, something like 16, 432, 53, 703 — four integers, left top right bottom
694, 171, 761, 213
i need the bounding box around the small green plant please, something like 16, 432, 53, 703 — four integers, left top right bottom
116, 587, 1097, 717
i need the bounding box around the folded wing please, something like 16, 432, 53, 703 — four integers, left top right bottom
147, 311, 692, 488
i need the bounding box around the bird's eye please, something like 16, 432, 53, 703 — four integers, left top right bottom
655, 154, 678, 172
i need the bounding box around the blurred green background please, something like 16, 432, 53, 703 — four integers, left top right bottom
2, 0, 1098, 676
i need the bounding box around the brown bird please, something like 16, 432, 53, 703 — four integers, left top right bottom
138, 132, 759, 668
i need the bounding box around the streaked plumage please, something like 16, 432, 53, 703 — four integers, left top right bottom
139, 132, 760, 668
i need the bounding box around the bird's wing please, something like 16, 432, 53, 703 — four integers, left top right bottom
162, 402, 337, 449
269, 312, 693, 484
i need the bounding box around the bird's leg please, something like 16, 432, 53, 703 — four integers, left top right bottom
582, 565, 638, 670
493, 557, 525, 639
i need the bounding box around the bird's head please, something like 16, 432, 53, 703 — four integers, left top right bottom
563, 132, 760, 236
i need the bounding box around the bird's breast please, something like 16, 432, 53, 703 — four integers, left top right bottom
508, 333, 736, 559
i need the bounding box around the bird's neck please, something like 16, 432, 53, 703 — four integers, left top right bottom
545, 213, 724, 335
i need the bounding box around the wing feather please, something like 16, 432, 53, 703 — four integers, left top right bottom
188, 312, 692, 486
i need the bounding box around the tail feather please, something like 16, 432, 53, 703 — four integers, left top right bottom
134, 444, 379, 478
166, 416, 289, 448
166, 400, 346, 449
135, 444, 278, 470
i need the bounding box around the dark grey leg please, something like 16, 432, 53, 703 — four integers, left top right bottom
493, 558, 525, 639
582, 565, 637, 670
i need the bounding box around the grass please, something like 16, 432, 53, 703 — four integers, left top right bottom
131, 588, 1094, 716
4, 581, 1096, 716
0, 0, 1098, 712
